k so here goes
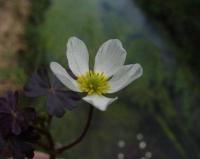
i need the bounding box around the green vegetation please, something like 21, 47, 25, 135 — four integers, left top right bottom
34, 0, 199, 159
10, 0, 199, 158
20, 0, 51, 71
136, 0, 200, 83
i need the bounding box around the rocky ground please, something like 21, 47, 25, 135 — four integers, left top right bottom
0, 0, 30, 94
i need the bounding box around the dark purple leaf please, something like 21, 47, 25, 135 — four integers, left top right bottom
0, 92, 36, 137
14, 128, 38, 159
6, 91, 18, 111
46, 94, 65, 117
13, 140, 34, 159
11, 119, 21, 136
24, 68, 86, 117
0, 127, 39, 159
24, 68, 49, 97
56, 91, 84, 109
0, 98, 10, 114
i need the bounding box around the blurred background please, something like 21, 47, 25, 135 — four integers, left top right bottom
0, 0, 199, 158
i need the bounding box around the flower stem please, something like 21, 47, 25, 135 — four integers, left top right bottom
56, 105, 94, 154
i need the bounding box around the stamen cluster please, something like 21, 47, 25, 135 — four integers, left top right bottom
77, 71, 110, 95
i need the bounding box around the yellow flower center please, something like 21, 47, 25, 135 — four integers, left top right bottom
77, 71, 110, 95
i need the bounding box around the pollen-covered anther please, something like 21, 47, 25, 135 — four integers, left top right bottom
77, 71, 110, 95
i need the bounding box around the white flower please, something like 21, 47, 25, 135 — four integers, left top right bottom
50, 37, 143, 111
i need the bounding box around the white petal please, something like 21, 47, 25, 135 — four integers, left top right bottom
50, 62, 80, 92
83, 95, 118, 111
66, 37, 89, 76
94, 39, 126, 77
107, 64, 143, 93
